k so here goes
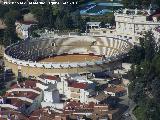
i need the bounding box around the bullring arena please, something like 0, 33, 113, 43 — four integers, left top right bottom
4, 36, 132, 77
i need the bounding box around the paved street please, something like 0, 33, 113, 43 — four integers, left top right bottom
0, 69, 16, 88
119, 95, 137, 120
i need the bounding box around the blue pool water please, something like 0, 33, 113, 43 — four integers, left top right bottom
80, 2, 123, 15
98, 2, 123, 7
86, 9, 112, 15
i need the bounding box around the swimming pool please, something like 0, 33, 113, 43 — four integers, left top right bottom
86, 6, 112, 15
80, 2, 123, 15
98, 2, 123, 7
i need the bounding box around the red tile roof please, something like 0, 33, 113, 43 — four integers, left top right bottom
105, 86, 126, 93
64, 101, 95, 111
69, 82, 88, 89
29, 108, 57, 120
39, 74, 59, 81
5, 91, 39, 100
11, 80, 37, 89
5, 98, 31, 108
0, 110, 28, 120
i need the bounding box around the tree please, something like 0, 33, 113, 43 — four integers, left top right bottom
143, 31, 156, 61
3, 26, 20, 47
154, 0, 160, 8
127, 31, 160, 120
55, 14, 64, 30
151, 77, 160, 102
122, 0, 152, 9
30, 5, 55, 29
152, 55, 160, 75
0, 5, 9, 19
3, 10, 21, 46
4, 10, 22, 26
128, 45, 145, 64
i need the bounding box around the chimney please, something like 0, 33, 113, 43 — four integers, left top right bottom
17, 81, 20, 88
21, 82, 25, 88
47, 109, 51, 114
38, 114, 41, 120
108, 84, 112, 87
14, 115, 18, 120
96, 92, 99, 96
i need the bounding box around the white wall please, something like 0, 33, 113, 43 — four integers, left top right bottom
43, 90, 60, 103
57, 79, 69, 97
115, 12, 160, 44
41, 102, 64, 109
104, 91, 115, 96
36, 82, 48, 90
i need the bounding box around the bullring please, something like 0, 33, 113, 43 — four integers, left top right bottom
4, 36, 132, 77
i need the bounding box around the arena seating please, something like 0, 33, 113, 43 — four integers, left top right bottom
4, 36, 132, 69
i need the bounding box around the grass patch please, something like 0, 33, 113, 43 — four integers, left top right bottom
133, 105, 146, 120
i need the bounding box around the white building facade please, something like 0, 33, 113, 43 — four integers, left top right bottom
114, 9, 160, 44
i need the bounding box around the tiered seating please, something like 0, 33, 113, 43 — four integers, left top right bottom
5, 36, 132, 65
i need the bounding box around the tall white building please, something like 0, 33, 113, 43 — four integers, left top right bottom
114, 9, 160, 44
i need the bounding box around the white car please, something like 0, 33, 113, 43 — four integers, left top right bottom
124, 113, 130, 117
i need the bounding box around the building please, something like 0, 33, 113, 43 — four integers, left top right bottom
114, 9, 160, 44
29, 107, 67, 120
0, 80, 43, 115
4, 36, 131, 77
15, 21, 35, 39
38, 74, 61, 84
67, 81, 95, 103
87, 22, 101, 29
63, 100, 123, 120
104, 85, 127, 97
0, 109, 28, 120
43, 84, 60, 103
68, 73, 93, 83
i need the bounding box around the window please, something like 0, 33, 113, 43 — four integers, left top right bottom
51, 42, 56, 47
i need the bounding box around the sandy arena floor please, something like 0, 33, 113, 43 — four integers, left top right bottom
39, 54, 102, 62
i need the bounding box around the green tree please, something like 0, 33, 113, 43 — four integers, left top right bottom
55, 14, 64, 30
4, 10, 22, 26
3, 10, 21, 46
143, 31, 156, 61
128, 45, 145, 64
128, 31, 160, 120
0, 5, 9, 19
122, 0, 152, 8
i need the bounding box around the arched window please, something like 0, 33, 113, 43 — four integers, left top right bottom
51, 42, 56, 47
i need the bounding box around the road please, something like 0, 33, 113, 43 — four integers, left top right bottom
0, 70, 16, 89
119, 95, 137, 120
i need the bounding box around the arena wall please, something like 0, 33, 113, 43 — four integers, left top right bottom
4, 36, 132, 77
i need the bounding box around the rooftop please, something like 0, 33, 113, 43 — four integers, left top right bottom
94, 92, 110, 101
0, 110, 28, 120
5, 91, 39, 101
3, 98, 31, 108
105, 85, 126, 93
11, 80, 37, 89
69, 82, 88, 89
64, 101, 95, 111
29, 108, 62, 120
39, 74, 59, 81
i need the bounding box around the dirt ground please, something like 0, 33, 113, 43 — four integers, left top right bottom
39, 54, 102, 62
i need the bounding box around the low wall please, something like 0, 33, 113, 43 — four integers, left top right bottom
4, 57, 121, 77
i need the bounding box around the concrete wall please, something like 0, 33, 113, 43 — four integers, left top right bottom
4, 57, 121, 77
